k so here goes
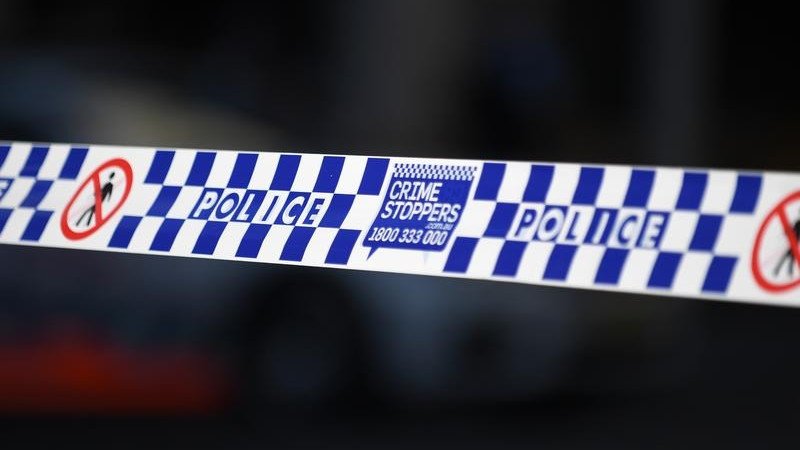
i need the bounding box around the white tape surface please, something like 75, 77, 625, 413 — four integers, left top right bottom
1, 141, 799, 306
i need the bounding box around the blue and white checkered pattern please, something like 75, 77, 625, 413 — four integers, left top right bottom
0, 144, 389, 266
105, 149, 389, 266
0, 143, 89, 242
2, 141, 796, 305
443, 162, 762, 296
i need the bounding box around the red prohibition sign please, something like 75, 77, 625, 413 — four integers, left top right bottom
60, 158, 133, 240
751, 191, 800, 292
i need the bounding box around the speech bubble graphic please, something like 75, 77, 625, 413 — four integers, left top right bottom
364, 163, 476, 257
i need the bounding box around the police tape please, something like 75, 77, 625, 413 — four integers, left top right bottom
1, 141, 799, 306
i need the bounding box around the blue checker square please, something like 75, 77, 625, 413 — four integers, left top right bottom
186, 152, 216, 186
358, 158, 390, 195
20, 180, 53, 208
543, 244, 578, 281
474, 163, 505, 200
150, 218, 184, 251
186, 152, 217, 186
228, 153, 258, 188
192, 221, 228, 255
58, 147, 88, 179
20, 146, 48, 177
20, 210, 52, 241
729, 174, 762, 213
0, 208, 12, 234
702, 256, 738, 293
325, 229, 361, 265
313, 156, 345, 193
689, 214, 723, 251
147, 186, 182, 217
444, 237, 479, 273
572, 167, 604, 205
108, 216, 142, 248
648, 252, 682, 289
145, 150, 175, 184
280, 226, 316, 261
319, 194, 354, 228
675, 172, 708, 210
522, 165, 554, 202
0, 144, 9, 169
271, 154, 301, 190
492, 241, 527, 277
595, 248, 629, 285
623, 169, 655, 207
484, 203, 518, 237
236, 224, 271, 258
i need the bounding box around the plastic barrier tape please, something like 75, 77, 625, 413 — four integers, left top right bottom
1, 141, 800, 306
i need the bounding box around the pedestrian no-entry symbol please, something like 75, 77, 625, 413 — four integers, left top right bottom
60, 158, 133, 240
752, 191, 800, 293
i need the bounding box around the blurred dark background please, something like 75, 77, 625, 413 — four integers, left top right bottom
1, 0, 799, 448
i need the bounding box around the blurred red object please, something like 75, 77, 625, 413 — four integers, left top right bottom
0, 326, 230, 414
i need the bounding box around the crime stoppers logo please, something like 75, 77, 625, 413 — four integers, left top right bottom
61, 159, 133, 240
364, 163, 476, 256
752, 191, 800, 293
